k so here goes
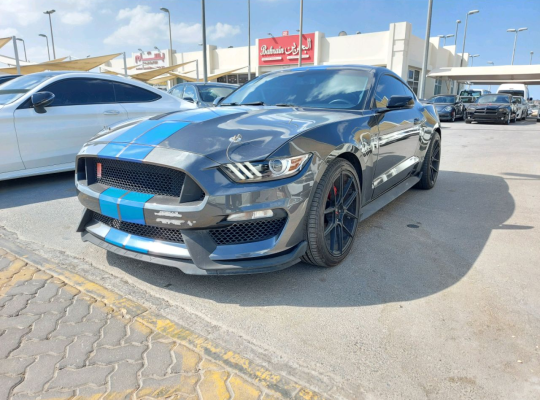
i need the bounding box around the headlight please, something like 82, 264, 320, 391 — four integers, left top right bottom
497, 107, 509, 113
221, 154, 311, 182
443, 106, 453, 112
468, 107, 476, 111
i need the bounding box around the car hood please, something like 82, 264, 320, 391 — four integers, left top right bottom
473, 103, 509, 109
90, 106, 360, 164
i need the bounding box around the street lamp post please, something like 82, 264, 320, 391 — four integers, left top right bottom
530, 51, 534, 65
16, 38, 27, 62
469, 54, 479, 66
201, 0, 207, 82
298, 0, 304, 67
160, 7, 173, 89
460, 10, 479, 67
454, 20, 461, 46
44, 10, 56, 59
154, 46, 161, 52
507, 28, 528, 65
438, 34, 454, 46
419, 0, 434, 100
38, 34, 50, 61
247, 0, 251, 81
487, 61, 494, 91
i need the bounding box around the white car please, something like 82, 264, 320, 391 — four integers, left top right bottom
0, 71, 195, 181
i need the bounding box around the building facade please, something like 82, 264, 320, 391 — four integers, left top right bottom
106, 22, 468, 97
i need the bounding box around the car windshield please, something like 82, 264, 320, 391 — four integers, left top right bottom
460, 90, 481, 98
198, 85, 236, 103
428, 96, 455, 104
477, 94, 510, 104
462, 97, 476, 103
221, 69, 370, 109
0, 74, 56, 105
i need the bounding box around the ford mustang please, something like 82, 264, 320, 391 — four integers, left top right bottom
75, 65, 441, 275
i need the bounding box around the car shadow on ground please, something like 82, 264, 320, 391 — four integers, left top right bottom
105, 169, 517, 308
0, 172, 76, 209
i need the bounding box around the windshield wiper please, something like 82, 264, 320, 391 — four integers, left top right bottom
220, 102, 238, 106
275, 103, 297, 107
239, 101, 265, 106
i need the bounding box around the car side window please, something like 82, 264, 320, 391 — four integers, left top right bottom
41, 78, 116, 107
113, 82, 161, 103
373, 75, 406, 108
183, 85, 197, 100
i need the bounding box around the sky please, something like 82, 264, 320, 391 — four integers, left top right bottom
0, 0, 539, 97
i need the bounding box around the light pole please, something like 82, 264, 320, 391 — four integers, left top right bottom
419, 0, 433, 100
154, 46, 161, 52
438, 34, 454, 46
460, 10, 479, 67
201, 0, 207, 82
487, 61, 494, 91
44, 10, 56, 59
247, 0, 251, 81
38, 34, 50, 61
530, 51, 534, 65
469, 54, 479, 66
298, 0, 304, 67
454, 20, 461, 46
16, 38, 27, 62
160, 7, 173, 89
507, 28, 528, 65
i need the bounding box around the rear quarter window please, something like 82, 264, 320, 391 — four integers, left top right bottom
113, 82, 161, 103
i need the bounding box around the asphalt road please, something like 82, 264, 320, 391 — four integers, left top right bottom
1, 118, 539, 399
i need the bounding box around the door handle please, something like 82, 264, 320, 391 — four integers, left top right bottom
103, 110, 120, 115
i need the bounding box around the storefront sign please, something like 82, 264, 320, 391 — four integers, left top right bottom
134, 51, 166, 70
258, 33, 315, 66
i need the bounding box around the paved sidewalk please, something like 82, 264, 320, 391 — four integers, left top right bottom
0, 248, 324, 400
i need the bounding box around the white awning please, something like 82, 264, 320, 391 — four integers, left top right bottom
428, 65, 540, 85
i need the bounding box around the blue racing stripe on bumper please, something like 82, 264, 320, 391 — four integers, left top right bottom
104, 228, 130, 247
99, 188, 128, 219
98, 143, 127, 159
118, 192, 154, 224
124, 235, 153, 254
135, 121, 189, 145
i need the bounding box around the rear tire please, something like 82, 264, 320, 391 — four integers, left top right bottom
415, 131, 441, 190
465, 119, 472, 124
302, 158, 361, 268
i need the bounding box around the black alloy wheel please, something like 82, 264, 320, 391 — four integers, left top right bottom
415, 131, 441, 190
302, 158, 361, 267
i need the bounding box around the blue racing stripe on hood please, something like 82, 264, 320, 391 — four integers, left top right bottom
110, 120, 162, 143
134, 121, 189, 145
117, 145, 154, 162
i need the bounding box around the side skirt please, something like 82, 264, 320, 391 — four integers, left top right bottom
360, 174, 421, 222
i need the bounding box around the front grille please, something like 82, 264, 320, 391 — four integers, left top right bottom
87, 158, 186, 198
209, 218, 287, 245
93, 212, 184, 244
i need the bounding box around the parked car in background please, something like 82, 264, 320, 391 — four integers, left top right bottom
426, 94, 464, 121
169, 82, 238, 107
0, 71, 194, 181
0, 74, 21, 86
512, 96, 528, 120
459, 88, 491, 105
466, 93, 516, 124
75, 65, 442, 275
497, 83, 530, 102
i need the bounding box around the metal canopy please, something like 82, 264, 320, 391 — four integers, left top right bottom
0, 37, 12, 50
428, 65, 540, 85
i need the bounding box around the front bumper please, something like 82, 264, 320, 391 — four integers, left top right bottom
76, 145, 316, 275
467, 111, 508, 123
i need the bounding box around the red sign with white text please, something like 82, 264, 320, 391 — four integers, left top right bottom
258, 33, 315, 66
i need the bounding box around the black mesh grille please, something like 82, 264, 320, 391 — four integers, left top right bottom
87, 158, 186, 197
93, 212, 184, 244
209, 218, 287, 245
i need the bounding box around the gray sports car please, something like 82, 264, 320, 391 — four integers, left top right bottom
75, 65, 441, 275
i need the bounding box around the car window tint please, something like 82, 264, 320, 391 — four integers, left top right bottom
373, 75, 406, 108
40, 78, 116, 106
183, 85, 197, 100
113, 82, 161, 103
198, 85, 236, 102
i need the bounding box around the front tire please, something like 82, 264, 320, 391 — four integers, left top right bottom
302, 158, 361, 268
415, 131, 441, 190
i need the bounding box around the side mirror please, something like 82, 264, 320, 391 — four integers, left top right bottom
213, 96, 225, 107
31, 91, 55, 114
529, 97, 533, 101
387, 95, 414, 109
183, 97, 195, 103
